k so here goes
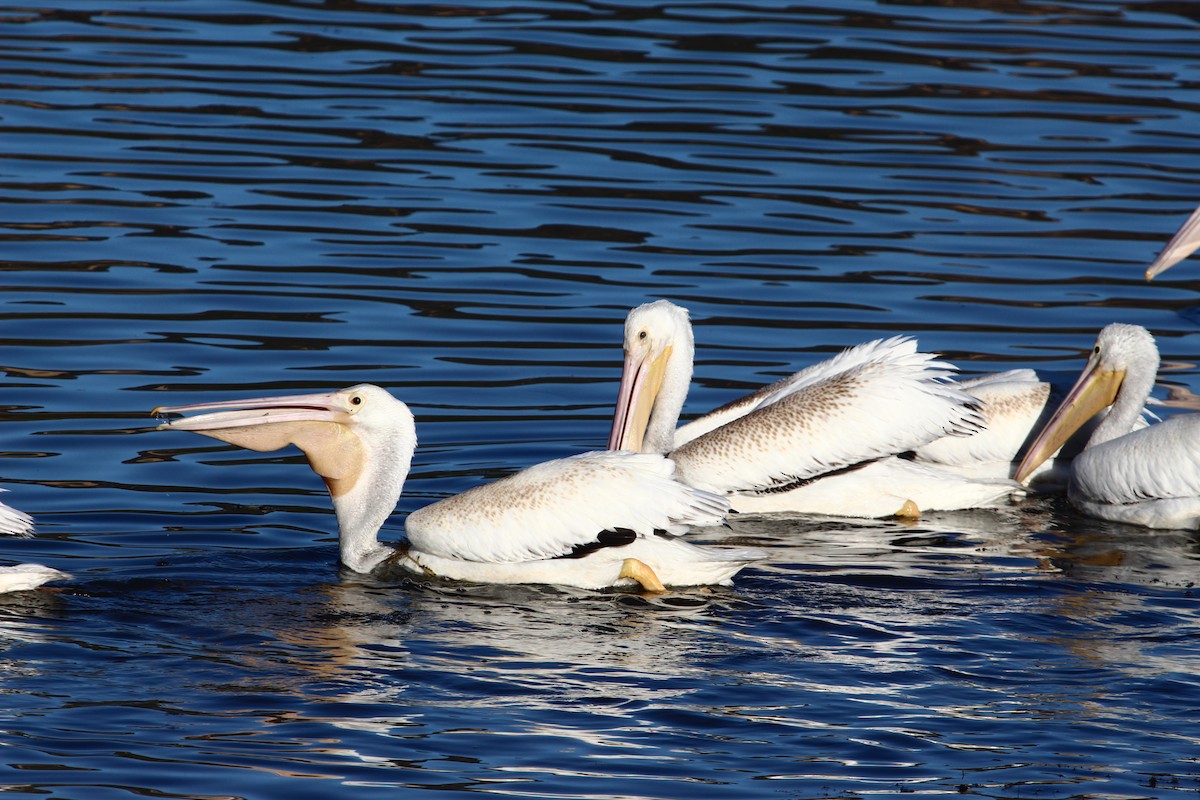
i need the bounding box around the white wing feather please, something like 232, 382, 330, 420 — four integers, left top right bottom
0, 494, 33, 537
670, 341, 984, 495
674, 336, 942, 448
404, 450, 729, 564
915, 370, 1050, 468
0, 564, 68, 593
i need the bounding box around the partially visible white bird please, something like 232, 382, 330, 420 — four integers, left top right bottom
156, 384, 760, 592
0, 491, 33, 537
912, 369, 1055, 480
910, 367, 1150, 485
608, 300, 1017, 518
0, 564, 68, 593
1146, 202, 1200, 280
1015, 323, 1200, 529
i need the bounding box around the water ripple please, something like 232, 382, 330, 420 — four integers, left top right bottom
2, 0, 1200, 797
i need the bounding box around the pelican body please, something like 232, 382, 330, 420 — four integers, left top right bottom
608, 300, 1017, 518
1016, 323, 1200, 529
156, 385, 760, 591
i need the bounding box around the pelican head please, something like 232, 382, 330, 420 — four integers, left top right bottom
156, 384, 416, 572
607, 300, 694, 454
1014, 324, 1158, 483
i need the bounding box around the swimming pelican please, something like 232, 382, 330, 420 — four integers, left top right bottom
1015, 323, 1200, 529
1146, 202, 1200, 280
608, 300, 1018, 518
0, 564, 68, 593
155, 384, 760, 591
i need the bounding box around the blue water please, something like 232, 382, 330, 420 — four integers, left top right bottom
2, 1, 1200, 797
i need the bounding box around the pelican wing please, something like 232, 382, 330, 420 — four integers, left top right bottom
671, 345, 985, 495
1073, 415, 1200, 505
0, 495, 33, 537
0, 564, 68, 593
404, 450, 729, 564
674, 336, 957, 448
957, 368, 1039, 389
915, 370, 1050, 467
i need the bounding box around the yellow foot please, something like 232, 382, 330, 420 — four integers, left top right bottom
619, 557, 667, 593
893, 499, 920, 519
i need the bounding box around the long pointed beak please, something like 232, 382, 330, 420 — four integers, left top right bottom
154, 390, 350, 431
607, 345, 671, 451
1014, 359, 1124, 483
1147, 203, 1200, 280
154, 389, 365, 493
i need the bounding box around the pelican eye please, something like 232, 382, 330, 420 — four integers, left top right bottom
1093, 345, 1100, 354
638, 330, 648, 340
350, 395, 363, 406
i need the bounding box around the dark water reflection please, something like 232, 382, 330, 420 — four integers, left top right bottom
2, 0, 1200, 797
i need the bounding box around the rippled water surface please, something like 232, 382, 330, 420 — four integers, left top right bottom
3, 1, 1200, 797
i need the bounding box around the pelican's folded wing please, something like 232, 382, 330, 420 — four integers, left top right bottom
1073, 416, 1200, 505
915, 370, 1050, 468
404, 450, 729, 564
673, 336, 964, 448
670, 345, 985, 495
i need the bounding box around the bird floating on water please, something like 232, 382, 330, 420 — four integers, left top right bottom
607, 300, 1018, 518
155, 384, 761, 591
1146, 202, 1200, 280
1015, 323, 1200, 529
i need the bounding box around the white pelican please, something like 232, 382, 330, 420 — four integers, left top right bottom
155, 384, 761, 591
1015, 323, 1200, 529
1146, 202, 1200, 280
608, 300, 1018, 518
0, 564, 68, 593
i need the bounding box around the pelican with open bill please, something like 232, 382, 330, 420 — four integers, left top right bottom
155, 384, 762, 591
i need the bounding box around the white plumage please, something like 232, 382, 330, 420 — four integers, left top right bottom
406, 451, 726, 563
0, 493, 45, 593
0, 564, 68, 593
608, 300, 1017, 517
156, 385, 759, 591
912, 370, 1049, 475
1016, 323, 1200, 529
0, 493, 33, 538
